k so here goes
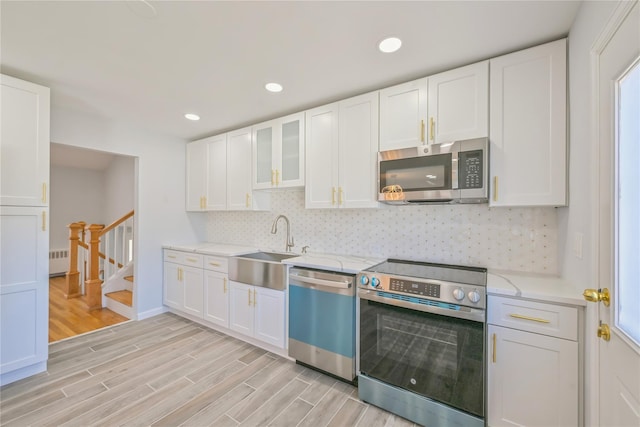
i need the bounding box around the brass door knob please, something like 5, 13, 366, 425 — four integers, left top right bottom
583, 288, 610, 306
597, 322, 611, 341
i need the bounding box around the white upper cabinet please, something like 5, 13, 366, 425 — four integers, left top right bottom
252, 112, 304, 190
227, 127, 254, 210
489, 39, 567, 207
186, 134, 227, 211
1, 75, 50, 207
305, 92, 379, 209
427, 61, 489, 144
379, 78, 428, 151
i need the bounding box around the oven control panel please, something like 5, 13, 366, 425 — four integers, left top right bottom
358, 272, 486, 309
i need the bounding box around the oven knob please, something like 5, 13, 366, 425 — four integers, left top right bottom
452, 288, 465, 301
371, 277, 380, 288
359, 275, 369, 286
468, 290, 482, 304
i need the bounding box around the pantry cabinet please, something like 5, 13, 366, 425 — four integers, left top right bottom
487, 295, 580, 426
252, 112, 305, 189
427, 61, 488, 144
305, 91, 379, 209
228, 281, 286, 349
489, 38, 567, 207
0, 75, 50, 386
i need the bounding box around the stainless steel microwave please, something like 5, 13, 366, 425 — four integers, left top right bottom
378, 137, 489, 204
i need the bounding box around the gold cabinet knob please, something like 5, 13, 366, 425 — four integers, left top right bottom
583, 288, 610, 306
597, 322, 611, 341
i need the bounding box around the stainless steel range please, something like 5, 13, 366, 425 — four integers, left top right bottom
357, 259, 487, 427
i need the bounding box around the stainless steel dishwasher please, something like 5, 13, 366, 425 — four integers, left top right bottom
288, 267, 356, 383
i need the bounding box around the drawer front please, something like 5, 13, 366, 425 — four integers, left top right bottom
488, 295, 578, 341
204, 255, 228, 273
163, 250, 204, 268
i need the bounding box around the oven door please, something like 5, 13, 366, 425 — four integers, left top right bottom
359, 293, 485, 418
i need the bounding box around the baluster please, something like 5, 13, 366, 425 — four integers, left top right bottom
65, 222, 83, 299
86, 224, 104, 310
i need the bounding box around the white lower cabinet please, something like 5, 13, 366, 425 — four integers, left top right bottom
229, 281, 286, 349
203, 270, 229, 328
487, 295, 580, 427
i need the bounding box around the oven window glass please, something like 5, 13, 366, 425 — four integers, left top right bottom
360, 299, 484, 417
380, 154, 451, 191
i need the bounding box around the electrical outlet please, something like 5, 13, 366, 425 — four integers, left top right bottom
574, 232, 583, 259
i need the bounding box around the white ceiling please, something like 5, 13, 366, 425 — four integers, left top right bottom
1, 1, 581, 142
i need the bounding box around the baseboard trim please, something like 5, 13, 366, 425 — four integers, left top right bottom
0, 361, 47, 387
137, 306, 168, 320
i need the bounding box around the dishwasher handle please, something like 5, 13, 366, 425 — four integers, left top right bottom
289, 273, 352, 290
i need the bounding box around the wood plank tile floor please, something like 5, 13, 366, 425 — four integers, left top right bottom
0, 313, 418, 427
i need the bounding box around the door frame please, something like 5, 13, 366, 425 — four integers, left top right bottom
587, 1, 639, 425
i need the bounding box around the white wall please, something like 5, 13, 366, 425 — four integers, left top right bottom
208, 190, 559, 274
559, 0, 618, 286
104, 155, 135, 222
50, 165, 106, 250
50, 105, 206, 317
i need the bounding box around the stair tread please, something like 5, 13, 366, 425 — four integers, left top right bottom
124, 275, 134, 282
105, 290, 133, 307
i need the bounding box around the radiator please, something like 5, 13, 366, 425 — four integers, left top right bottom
49, 249, 69, 276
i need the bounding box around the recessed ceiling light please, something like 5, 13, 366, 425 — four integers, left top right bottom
379, 37, 402, 53
184, 113, 200, 121
265, 82, 283, 93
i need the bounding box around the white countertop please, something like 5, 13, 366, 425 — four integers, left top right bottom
282, 252, 385, 274
487, 270, 586, 306
163, 242, 258, 257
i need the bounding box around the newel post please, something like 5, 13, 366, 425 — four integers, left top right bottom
65, 222, 83, 298
85, 224, 105, 310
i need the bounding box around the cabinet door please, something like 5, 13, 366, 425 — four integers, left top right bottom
487, 324, 578, 427
254, 287, 286, 349
278, 112, 305, 188
227, 127, 253, 210
0, 207, 49, 376
185, 140, 207, 211
204, 270, 229, 327
252, 121, 275, 190
489, 39, 567, 207
181, 265, 203, 318
0, 75, 50, 207
228, 281, 254, 336
163, 262, 183, 310
338, 92, 379, 208
205, 134, 227, 210
427, 61, 488, 144
379, 78, 427, 151
305, 103, 339, 209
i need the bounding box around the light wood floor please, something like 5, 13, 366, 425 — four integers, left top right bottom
0, 313, 417, 427
49, 276, 128, 343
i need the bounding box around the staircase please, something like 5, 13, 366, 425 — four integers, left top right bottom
65, 210, 135, 319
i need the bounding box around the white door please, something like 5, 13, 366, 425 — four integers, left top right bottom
185, 140, 207, 211
226, 127, 253, 210
253, 287, 285, 349
163, 262, 182, 310
592, 2, 640, 425
228, 281, 254, 336
305, 103, 339, 209
379, 78, 427, 151
205, 134, 227, 210
181, 265, 203, 317
203, 270, 229, 327
252, 120, 275, 190
278, 112, 305, 188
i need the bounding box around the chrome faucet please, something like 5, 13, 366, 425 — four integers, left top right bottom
271, 214, 295, 252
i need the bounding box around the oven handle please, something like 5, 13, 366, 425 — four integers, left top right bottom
358, 289, 485, 323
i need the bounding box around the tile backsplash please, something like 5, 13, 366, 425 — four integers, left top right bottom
207, 190, 558, 273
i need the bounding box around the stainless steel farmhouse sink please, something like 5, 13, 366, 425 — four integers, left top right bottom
228, 251, 299, 291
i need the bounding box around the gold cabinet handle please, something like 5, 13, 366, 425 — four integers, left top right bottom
253, 289, 257, 306
331, 187, 336, 205
42, 211, 46, 231
186, 257, 198, 263
597, 322, 611, 341
420, 120, 425, 143
338, 187, 344, 205
223, 278, 227, 293
248, 289, 252, 306
275, 169, 280, 186
271, 170, 275, 186
429, 117, 435, 141
209, 261, 221, 267
42, 183, 47, 203
493, 176, 498, 202
583, 288, 610, 307
167, 254, 177, 259
177, 267, 182, 281
245, 193, 251, 208
492, 333, 497, 363
509, 313, 550, 324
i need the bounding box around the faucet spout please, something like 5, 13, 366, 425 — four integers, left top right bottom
271, 215, 294, 252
